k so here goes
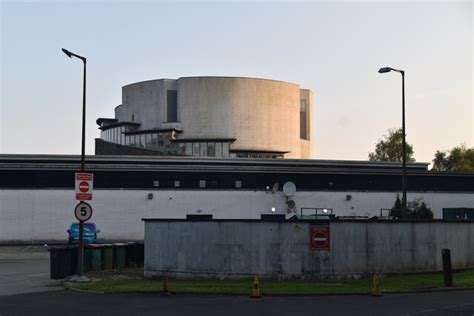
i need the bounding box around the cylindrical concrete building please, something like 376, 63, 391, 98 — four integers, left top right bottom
96, 76, 313, 159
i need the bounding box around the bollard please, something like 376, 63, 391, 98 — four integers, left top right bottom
250, 276, 262, 298
441, 248, 453, 287
371, 273, 382, 296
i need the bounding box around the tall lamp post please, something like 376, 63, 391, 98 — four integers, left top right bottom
378, 66, 407, 214
62, 48, 89, 282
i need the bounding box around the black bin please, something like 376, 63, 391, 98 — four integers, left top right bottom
49, 247, 76, 279
126, 242, 144, 267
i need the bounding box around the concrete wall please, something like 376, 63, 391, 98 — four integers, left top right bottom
116, 79, 178, 130
178, 77, 309, 158
0, 188, 472, 243
144, 220, 474, 278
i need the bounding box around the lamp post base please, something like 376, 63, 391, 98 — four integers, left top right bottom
69, 274, 91, 283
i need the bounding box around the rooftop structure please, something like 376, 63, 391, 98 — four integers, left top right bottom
96, 76, 312, 159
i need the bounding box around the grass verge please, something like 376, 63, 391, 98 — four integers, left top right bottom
70, 268, 474, 295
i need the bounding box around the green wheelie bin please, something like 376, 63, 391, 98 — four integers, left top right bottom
102, 244, 114, 270
113, 243, 127, 269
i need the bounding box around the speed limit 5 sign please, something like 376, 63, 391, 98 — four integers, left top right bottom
74, 202, 93, 222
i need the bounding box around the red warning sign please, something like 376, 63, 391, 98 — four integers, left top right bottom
79, 181, 90, 193
75, 173, 93, 201
310, 225, 330, 250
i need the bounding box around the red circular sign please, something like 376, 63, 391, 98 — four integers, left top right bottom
79, 181, 90, 193
312, 231, 329, 248
74, 202, 93, 222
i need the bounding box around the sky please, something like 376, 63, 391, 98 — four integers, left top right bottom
1, 1, 472, 164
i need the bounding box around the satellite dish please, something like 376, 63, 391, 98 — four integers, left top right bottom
271, 183, 279, 194
282, 181, 296, 197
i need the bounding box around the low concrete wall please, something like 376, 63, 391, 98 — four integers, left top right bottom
144, 220, 474, 279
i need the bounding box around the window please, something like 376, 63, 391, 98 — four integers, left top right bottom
199, 180, 206, 188
235, 180, 242, 188
167, 90, 178, 122
131, 114, 135, 121
177, 143, 186, 154
174, 180, 180, 188
125, 135, 130, 146
153, 181, 159, 187
300, 99, 308, 140
151, 134, 158, 148
185, 143, 192, 155
200, 142, 207, 156
207, 143, 215, 157
146, 134, 152, 148
222, 143, 230, 157
215, 143, 222, 158
193, 143, 200, 156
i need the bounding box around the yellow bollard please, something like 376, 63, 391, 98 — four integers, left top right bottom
371, 273, 382, 296
250, 275, 262, 298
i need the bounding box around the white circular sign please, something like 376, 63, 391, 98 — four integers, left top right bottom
74, 202, 93, 222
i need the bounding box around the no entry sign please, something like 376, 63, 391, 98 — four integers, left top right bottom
310, 224, 330, 250
75, 173, 93, 201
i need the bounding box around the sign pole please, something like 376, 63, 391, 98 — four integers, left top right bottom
78, 53, 87, 281
70, 55, 90, 283
71, 201, 93, 283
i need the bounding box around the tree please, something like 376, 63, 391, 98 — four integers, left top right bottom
368, 128, 415, 162
432, 144, 474, 171
390, 195, 434, 219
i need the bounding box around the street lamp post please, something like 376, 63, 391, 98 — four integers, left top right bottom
378, 66, 407, 214
62, 48, 89, 282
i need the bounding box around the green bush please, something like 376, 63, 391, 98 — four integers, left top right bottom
390, 195, 434, 219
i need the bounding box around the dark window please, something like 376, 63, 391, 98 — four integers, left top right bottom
207, 143, 215, 157
167, 90, 178, 122
300, 99, 308, 139
443, 208, 474, 219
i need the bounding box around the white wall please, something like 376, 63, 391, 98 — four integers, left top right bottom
0, 189, 472, 242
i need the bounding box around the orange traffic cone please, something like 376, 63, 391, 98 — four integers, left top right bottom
161, 276, 171, 296
250, 276, 262, 298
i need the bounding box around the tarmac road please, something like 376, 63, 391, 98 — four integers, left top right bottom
1, 289, 473, 316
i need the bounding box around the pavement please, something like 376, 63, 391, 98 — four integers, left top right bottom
0, 245, 63, 296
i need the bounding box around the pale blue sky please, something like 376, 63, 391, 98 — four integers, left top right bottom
1, 1, 472, 163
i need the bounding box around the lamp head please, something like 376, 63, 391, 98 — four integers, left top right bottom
378, 67, 392, 73
62, 48, 72, 58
